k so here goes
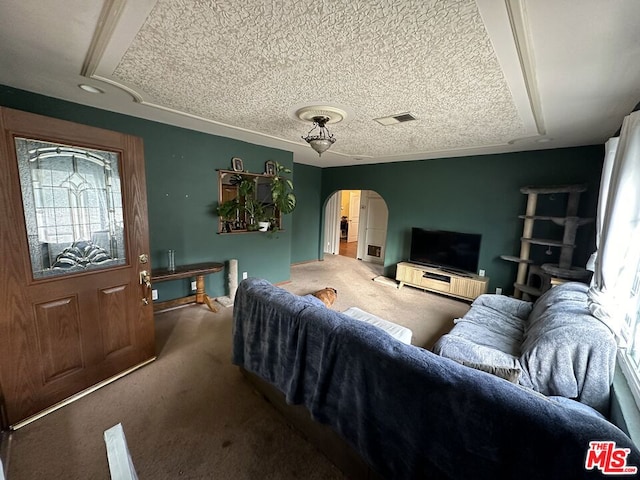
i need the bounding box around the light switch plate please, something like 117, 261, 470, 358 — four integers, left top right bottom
478, 269, 485, 277
152, 289, 158, 300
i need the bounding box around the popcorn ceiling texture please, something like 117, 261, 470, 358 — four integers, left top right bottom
113, 0, 526, 157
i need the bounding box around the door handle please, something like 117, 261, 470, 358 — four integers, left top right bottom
139, 270, 151, 289
139, 270, 152, 306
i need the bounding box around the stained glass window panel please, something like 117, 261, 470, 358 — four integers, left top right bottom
15, 138, 127, 279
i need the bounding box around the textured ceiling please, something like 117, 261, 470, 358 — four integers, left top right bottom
1, 0, 640, 167
112, 0, 525, 158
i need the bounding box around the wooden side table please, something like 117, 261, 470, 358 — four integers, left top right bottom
151, 261, 224, 313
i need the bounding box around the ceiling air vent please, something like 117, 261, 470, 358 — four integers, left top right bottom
374, 112, 417, 126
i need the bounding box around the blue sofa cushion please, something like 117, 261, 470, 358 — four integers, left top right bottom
434, 282, 616, 414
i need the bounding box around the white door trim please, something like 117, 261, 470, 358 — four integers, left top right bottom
324, 192, 341, 255
357, 191, 368, 259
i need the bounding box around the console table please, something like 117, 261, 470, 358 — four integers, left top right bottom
151, 261, 224, 313
396, 262, 489, 301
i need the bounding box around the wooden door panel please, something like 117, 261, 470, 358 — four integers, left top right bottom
0, 107, 154, 427
34, 296, 84, 383
99, 284, 133, 357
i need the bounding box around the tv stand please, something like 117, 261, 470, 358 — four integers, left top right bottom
438, 267, 471, 278
396, 262, 489, 301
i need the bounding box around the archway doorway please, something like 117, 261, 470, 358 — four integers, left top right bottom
324, 190, 389, 264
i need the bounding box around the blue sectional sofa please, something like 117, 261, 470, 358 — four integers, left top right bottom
232, 277, 639, 479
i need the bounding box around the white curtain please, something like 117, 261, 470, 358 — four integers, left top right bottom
588, 110, 640, 342
586, 137, 618, 272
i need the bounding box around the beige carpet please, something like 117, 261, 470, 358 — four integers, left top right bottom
3, 255, 470, 479
284, 255, 470, 349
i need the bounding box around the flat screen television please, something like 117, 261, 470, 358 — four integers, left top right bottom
409, 227, 481, 274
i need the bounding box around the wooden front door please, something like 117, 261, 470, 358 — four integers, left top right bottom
0, 107, 155, 428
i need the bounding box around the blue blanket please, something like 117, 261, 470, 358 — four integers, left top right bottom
433, 283, 617, 414
232, 278, 640, 479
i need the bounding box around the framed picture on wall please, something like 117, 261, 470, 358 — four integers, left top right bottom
231, 157, 244, 172
265, 160, 276, 176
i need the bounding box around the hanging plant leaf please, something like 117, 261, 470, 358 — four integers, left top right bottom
270, 163, 296, 215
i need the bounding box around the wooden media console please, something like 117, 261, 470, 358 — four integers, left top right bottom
396, 262, 489, 302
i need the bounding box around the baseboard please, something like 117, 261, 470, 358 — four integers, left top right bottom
291, 259, 323, 266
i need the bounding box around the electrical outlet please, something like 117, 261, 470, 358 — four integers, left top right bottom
152, 289, 158, 300
478, 269, 485, 277
242, 271, 248, 280
495, 287, 503, 295
191, 281, 196, 291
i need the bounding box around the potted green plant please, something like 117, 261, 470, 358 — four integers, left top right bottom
237, 176, 255, 198
235, 176, 267, 231
215, 199, 240, 232
270, 162, 296, 215
257, 214, 271, 232
244, 197, 270, 231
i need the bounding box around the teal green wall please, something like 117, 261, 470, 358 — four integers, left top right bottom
291, 163, 323, 263
1, 85, 605, 298
321, 147, 603, 294
0, 85, 293, 301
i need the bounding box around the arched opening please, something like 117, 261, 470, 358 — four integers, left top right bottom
323, 190, 389, 264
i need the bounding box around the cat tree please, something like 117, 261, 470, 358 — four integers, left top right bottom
501, 184, 593, 299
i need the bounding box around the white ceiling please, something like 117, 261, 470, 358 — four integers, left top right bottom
0, 0, 639, 168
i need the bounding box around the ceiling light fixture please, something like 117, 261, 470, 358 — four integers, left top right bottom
302, 116, 335, 156
295, 105, 347, 157
78, 84, 104, 94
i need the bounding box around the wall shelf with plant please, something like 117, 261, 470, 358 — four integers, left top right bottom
214, 163, 295, 234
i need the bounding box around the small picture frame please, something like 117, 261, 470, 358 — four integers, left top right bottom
231, 157, 244, 172
265, 160, 276, 176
